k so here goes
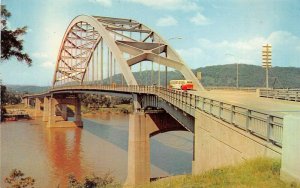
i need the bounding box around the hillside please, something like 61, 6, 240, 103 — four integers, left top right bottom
195, 64, 300, 88
6, 64, 300, 93
6, 85, 50, 94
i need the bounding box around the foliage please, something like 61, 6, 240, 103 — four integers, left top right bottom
195, 64, 300, 88
6, 85, 50, 94
79, 94, 131, 110
4, 169, 35, 188
68, 173, 116, 188
145, 158, 298, 188
2, 85, 22, 105
1, 4, 32, 66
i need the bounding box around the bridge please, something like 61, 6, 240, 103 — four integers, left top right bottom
23, 15, 300, 186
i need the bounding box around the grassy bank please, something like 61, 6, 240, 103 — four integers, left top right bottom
143, 158, 298, 188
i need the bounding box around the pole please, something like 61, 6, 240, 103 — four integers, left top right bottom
158, 39, 160, 86
236, 63, 239, 88
266, 67, 269, 88
165, 66, 168, 89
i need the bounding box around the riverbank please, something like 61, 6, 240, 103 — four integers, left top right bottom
144, 158, 298, 188
2, 104, 30, 121
81, 104, 133, 117
2, 103, 133, 119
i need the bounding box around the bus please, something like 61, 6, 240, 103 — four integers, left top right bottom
169, 80, 194, 90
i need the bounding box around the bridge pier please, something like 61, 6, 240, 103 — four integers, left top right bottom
61, 104, 68, 121
124, 111, 186, 187
34, 98, 43, 117
47, 97, 58, 127
42, 97, 49, 122
47, 95, 83, 128
74, 97, 83, 127
23, 97, 29, 108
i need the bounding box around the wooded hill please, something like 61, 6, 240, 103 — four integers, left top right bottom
6, 64, 300, 93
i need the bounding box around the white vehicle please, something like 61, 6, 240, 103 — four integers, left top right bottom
169, 80, 193, 90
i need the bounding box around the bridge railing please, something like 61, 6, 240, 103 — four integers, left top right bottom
28, 84, 284, 146
206, 86, 258, 92
152, 87, 283, 147
259, 88, 300, 102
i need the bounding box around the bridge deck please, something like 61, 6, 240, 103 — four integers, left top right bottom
193, 90, 300, 116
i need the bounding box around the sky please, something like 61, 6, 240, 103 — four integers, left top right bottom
1, 0, 300, 86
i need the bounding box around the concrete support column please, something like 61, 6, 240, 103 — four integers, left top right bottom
124, 112, 185, 187
42, 97, 49, 122
61, 104, 68, 121
281, 115, 300, 183
47, 97, 58, 128
23, 98, 29, 108
124, 112, 151, 186
74, 97, 83, 127
34, 98, 42, 117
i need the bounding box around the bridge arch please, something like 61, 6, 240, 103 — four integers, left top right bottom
53, 15, 204, 91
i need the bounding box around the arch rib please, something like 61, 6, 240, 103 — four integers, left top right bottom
52, 15, 205, 91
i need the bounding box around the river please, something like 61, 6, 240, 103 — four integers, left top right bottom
1, 112, 193, 187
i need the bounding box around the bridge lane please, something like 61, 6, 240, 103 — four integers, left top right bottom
190, 90, 300, 116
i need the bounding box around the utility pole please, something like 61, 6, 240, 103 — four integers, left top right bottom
236, 63, 239, 88
262, 44, 272, 89
225, 53, 239, 88
0, 73, 2, 122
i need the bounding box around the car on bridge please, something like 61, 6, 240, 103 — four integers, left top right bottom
169, 80, 194, 90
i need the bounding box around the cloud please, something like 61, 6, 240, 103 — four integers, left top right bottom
156, 16, 178, 27
32, 52, 49, 59
177, 31, 300, 68
127, 0, 200, 11
89, 0, 112, 7
189, 12, 210, 26
40, 61, 55, 68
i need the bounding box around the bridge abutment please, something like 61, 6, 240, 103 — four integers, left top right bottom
280, 115, 300, 183
192, 110, 281, 174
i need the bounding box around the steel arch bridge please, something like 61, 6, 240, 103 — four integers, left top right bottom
52, 15, 204, 91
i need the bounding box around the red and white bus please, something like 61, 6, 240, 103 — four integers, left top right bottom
169, 80, 194, 90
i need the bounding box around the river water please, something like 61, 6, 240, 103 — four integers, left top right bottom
1, 112, 193, 187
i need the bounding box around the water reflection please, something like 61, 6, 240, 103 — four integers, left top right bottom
1, 113, 193, 187
44, 127, 84, 187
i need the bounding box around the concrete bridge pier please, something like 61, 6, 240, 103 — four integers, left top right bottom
23, 97, 29, 108
124, 112, 152, 186
42, 97, 49, 122
47, 97, 58, 127
47, 95, 83, 128
124, 111, 186, 187
34, 98, 43, 117
61, 104, 68, 121
74, 97, 83, 127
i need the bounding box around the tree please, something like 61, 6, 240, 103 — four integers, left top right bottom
1, 5, 32, 66
4, 169, 35, 188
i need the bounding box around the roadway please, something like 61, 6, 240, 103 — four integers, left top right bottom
190, 90, 300, 116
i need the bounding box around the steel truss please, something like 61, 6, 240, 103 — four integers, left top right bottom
53, 15, 204, 91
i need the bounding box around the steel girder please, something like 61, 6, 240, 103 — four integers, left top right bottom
52, 15, 204, 91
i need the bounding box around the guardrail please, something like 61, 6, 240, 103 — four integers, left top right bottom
206, 86, 258, 92
259, 88, 300, 102
24, 84, 284, 147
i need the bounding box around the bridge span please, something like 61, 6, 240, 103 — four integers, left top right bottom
23, 15, 300, 186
